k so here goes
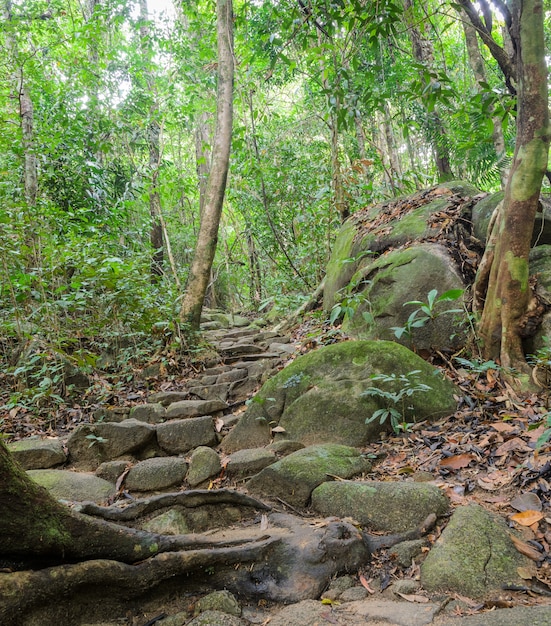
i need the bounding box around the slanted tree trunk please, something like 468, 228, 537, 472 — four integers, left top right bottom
469, 0, 550, 378
180, 0, 234, 330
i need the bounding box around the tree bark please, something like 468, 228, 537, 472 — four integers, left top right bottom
180, 0, 234, 330
403, 0, 454, 182
139, 0, 164, 281
472, 0, 550, 377
460, 10, 507, 187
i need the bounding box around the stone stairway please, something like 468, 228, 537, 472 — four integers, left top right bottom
8, 320, 300, 502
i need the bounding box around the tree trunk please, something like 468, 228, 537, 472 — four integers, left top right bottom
472, 0, 550, 378
461, 11, 507, 187
180, 0, 234, 330
139, 0, 164, 281
403, 0, 454, 182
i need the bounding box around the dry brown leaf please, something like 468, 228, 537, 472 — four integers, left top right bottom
494, 437, 533, 456
214, 417, 224, 433
510, 510, 544, 526
439, 453, 475, 470
517, 566, 536, 580
490, 422, 517, 434
396, 593, 429, 603
359, 574, 376, 594
510, 534, 543, 561
510, 492, 543, 513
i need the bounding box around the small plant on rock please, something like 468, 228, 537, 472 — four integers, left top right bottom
392, 288, 464, 340
361, 370, 432, 434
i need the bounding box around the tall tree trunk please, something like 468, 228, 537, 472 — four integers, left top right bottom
180, 0, 234, 330
403, 0, 454, 182
461, 11, 507, 187
139, 0, 164, 281
472, 0, 550, 379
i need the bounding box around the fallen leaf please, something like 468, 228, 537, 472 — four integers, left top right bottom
510, 510, 544, 526
214, 417, 224, 432
359, 574, 376, 594
510, 492, 543, 513
396, 593, 429, 603
510, 534, 543, 560
490, 422, 517, 434
517, 566, 536, 580
439, 453, 476, 470
494, 437, 533, 456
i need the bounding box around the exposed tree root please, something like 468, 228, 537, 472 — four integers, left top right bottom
76, 489, 271, 521
0, 537, 278, 625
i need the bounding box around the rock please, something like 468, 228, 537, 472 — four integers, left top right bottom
217, 368, 248, 383
185, 611, 248, 626
225, 448, 276, 479
267, 598, 442, 626
194, 590, 241, 617
391, 538, 426, 567
323, 181, 480, 311
66, 420, 155, 470
92, 406, 131, 423
266, 440, 305, 456
340, 586, 368, 602
421, 503, 532, 598
95, 460, 129, 483
157, 416, 217, 454
148, 391, 189, 406
142, 509, 190, 535
7, 436, 66, 469
246, 444, 371, 507
125, 457, 188, 491
165, 399, 228, 419
27, 469, 115, 503
129, 403, 166, 424
311, 480, 449, 533
391, 578, 421, 596
221, 341, 457, 452
187, 446, 222, 487
187, 382, 230, 403
436, 606, 551, 626
343, 243, 467, 351
472, 190, 503, 242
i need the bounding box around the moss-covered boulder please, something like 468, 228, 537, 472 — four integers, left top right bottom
311, 480, 449, 533
27, 469, 116, 503
420, 504, 532, 598
343, 243, 467, 351
246, 444, 371, 507
221, 341, 457, 453
323, 181, 480, 311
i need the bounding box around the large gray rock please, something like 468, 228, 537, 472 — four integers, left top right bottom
129, 403, 166, 424
225, 448, 276, 479
165, 399, 228, 419
27, 469, 115, 503
323, 181, 480, 311
187, 446, 222, 487
246, 444, 371, 507
343, 243, 467, 351
221, 341, 457, 452
157, 416, 217, 454
421, 503, 532, 598
125, 457, 189, 491
66, 419, 155, 470
7, 436, 66, 469
311, 480, 449, 533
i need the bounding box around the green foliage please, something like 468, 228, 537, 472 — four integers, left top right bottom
362, 370, 431, 434
392, 289, 464, 340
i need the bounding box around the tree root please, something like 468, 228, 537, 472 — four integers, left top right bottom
76, 488, 271, 522
0, 536, 278, 625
